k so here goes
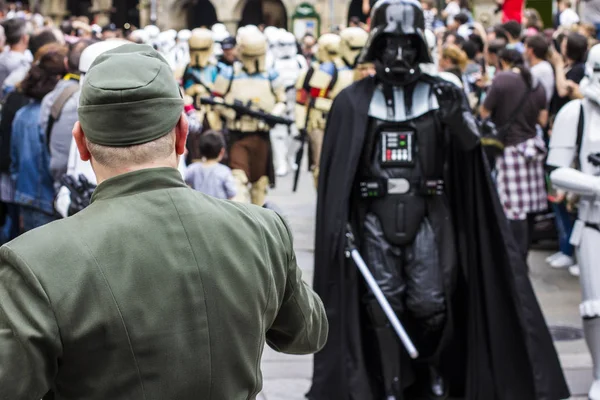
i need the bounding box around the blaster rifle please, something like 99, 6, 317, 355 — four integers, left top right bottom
292, 128, 308, 192
199, 97, 293, 127
292, 98, 314, 192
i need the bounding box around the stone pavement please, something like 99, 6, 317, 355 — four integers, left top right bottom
259, 170, 591, 400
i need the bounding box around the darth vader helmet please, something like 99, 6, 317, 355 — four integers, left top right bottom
359, 0, 433, 84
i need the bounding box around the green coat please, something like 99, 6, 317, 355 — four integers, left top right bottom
0, 168, 328, 400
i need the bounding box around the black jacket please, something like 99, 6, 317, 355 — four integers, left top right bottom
0, 90, 30, 172
308, 76, 569, 400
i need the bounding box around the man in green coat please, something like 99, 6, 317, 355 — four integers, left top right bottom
0, 44, 328, 399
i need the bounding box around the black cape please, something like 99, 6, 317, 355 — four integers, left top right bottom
308, 76, 570, 400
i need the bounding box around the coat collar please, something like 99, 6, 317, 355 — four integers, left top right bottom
90, 167, 187, 203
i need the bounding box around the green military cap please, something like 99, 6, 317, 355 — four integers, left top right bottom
78, 43, 184, 147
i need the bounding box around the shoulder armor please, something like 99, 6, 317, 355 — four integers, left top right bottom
218, 64, 235, 80
319, 61, 336, 76
551, 99, 582, 149
548, 99, 582, 168
368, 81, 440, 122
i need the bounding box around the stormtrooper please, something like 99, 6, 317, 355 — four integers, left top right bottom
309, 1, 569, 399
144, 24, 161, 49
156, 29, 178, 70
293, 28, 369, 186
270, 30, 306, 176
173, 29, 192, 78
264, 26, 281, 69
182, 28, 221, 160
548, 43, 600, 400
212, 26, 286, 205
337, 26, 370, 86
295, 32, 344, 187
128, 28, 150, 45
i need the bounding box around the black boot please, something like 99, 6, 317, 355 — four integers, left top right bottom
428, 366, 448, 400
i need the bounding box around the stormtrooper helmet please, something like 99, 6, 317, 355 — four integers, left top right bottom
237, 27, 268, 74
278, 30, 299, 60
316, 33, 341, 63
189, 28, 214, 68
339, 27, 369, 68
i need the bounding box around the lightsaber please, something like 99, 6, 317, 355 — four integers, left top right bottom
345, 227, 419, 359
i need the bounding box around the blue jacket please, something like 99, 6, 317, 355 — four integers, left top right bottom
10, 101, 55, 215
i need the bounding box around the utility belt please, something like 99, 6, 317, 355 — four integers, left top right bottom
227, 116, 270, 133
358, 177, 445, 199
229, 130, 270, 140
307, 108, 328, 131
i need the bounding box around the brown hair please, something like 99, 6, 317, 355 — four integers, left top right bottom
524, 8, 543, 31
579, 23, 598, 40
442, 44, 468, 71
19, 43, 68, 101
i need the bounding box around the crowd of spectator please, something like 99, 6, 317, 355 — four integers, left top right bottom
421, 0, 600, 274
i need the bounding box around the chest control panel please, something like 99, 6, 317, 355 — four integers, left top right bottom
380, 131, 415, 167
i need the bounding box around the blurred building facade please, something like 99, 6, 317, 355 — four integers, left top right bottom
40, 0, 503, 32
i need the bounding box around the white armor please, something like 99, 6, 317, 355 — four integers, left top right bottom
271, 30, 305, 176
264, 26, 281, 70
548, 43, 600, 400
274, 30, 305, 88
144, 24, 161, 48
129, 29, 150, 44
156, 30, 178, 70
173, 29, 192, 71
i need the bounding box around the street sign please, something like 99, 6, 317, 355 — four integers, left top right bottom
291, 2, 321, 40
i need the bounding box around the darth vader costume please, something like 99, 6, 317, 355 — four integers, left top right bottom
308, 1, 569, 399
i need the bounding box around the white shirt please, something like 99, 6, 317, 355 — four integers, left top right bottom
560, 8, 581, 28
530, 60, 555, 106
444, 2, 461, 25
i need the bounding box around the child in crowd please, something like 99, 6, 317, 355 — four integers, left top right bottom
184, 131, 237, 200
558, 0, 580, 29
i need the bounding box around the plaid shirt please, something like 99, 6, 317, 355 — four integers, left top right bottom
496, 136, 548, 220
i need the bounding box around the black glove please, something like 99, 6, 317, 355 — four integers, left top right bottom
433, 81, 464, 124
433, 81, 480, 151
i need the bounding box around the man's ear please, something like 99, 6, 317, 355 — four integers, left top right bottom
175, 112, 189, 156
72, 121, 91, 161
